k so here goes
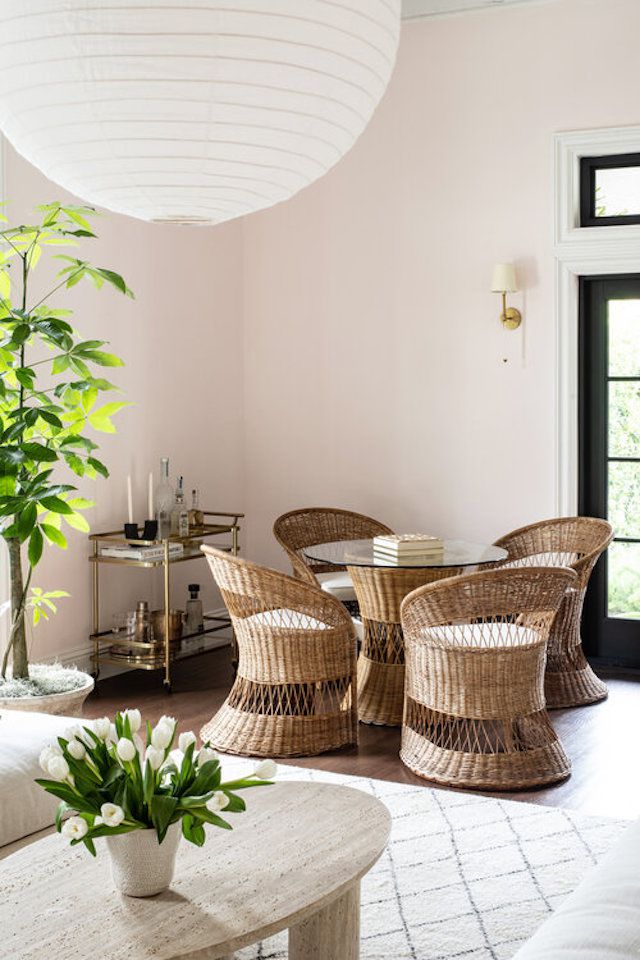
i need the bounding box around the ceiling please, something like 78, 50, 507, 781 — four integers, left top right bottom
402, 0, 546, 18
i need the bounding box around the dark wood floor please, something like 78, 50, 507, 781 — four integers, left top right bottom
85, 649, 640, 822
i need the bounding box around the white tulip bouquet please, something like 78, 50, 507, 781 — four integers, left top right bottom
36, 709, 276, 856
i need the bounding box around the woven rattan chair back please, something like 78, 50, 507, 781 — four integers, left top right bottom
199, 546, 358, 757
494, 516, 613, 707
273, 507, 392, 585
400, 566, 578, 790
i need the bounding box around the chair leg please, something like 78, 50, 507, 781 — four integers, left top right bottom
545, 591, 608, 708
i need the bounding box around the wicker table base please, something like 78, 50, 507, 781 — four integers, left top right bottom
350, 566, 461, 727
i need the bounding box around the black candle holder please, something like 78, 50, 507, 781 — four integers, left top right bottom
142, 519, 158, 541
123, 519, 159, 541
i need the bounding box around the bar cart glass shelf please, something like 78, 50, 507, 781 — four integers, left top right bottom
89, 511, 242, 692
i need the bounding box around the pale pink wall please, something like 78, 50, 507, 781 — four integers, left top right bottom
242, 0, 640, 570
2, 144, 244, 664
6, 0, 640, 665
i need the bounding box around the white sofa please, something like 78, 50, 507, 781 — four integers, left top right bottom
0, 709, 74, 852
513, 818, 640, 959
2, 709, 640, 958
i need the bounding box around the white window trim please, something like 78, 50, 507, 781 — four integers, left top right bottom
554, 126, 640, 516
0, 136, 8, 654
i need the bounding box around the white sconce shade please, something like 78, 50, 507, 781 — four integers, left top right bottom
491, 263, 518, 293
0, 1, 401, 226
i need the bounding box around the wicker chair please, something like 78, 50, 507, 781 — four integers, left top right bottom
200, 547, 358, 757
400, 566, 577, 791
273, 507, 393, 611
493, 517, 613, 708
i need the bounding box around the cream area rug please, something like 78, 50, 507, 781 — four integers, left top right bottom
224, 761, 626, 960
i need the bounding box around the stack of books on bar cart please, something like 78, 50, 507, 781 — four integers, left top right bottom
373, 534, 444, 565
100, 542, 185, 561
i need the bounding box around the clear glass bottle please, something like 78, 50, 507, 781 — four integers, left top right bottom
188, 488, 204, 531
185, 583, 204, 635
155, 457, 173, 540
171, 475, 189, 538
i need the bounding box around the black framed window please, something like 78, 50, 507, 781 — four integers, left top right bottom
580, 153, 640, 227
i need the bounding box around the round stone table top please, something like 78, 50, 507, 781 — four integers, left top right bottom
0, 781, 390, 960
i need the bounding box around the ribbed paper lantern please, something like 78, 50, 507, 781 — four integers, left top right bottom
0, 1, 400, 225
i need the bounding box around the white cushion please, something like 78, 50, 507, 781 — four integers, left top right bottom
0, 709, 78, 849
245, 609, 363, 643
316, 571, 357, 602
247, 609, 330, 630
427, 622, 539, 648
514, 818, 640, 959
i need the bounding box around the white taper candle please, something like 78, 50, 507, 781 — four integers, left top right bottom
127, 474, 133, 524
148, 471, 153, 520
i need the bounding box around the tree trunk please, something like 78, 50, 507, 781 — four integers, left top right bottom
5, 538, 28, 679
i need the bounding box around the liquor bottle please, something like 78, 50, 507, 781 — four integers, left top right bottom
188, 488, 204, 530
185, 583, 204, 635
171, 475, 189, 538
155, 457, 173, 539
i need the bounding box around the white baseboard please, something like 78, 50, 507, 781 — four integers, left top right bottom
54, 607, 232, 679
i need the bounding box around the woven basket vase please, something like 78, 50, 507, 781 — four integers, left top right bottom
106, 822, 181, 897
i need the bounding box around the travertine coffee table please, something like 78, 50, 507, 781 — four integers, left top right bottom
0, 781, 390, 960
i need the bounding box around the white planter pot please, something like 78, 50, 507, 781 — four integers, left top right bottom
106, 823, 182, 897
0, 671, 94, 716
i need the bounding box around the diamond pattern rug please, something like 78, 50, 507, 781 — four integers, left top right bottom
223, 761, 626, 960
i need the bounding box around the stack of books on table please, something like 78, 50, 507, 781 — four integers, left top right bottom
100, 542, 185, 562
373, 534, 444, 565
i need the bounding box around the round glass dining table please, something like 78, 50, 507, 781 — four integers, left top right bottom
304, 539, 507, 570
303, 539, 508, 726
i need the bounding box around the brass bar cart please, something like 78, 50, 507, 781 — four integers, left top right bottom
89, 510, 243, 692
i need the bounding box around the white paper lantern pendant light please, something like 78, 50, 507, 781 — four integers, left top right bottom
0, 1, 401, 226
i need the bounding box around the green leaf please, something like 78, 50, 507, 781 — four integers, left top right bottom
95, 268, 133, 298
0, 447, 24, 465
38, 409, 63, 429
51, 355, 69, 374
63, 207, 92, 231
41, 523, 67, 548
67, 496, 94, 509
187, 759, 221, 798
150, 795, 178, 843
87, 457, 109, 479
82, 836, 97, 857
181, 814, 207, 847
18, 503, 37, 541
11, 324, 31, 345
28, 526, 43, 566
84, 350, 124, 368
191, 808, 232, 831
64, 511, 90, 533
15, 367, 35, 390
81, 387, 98, 413
22, 442, 58, 463
55, 800, 71, 832
88, 412, 116, 433
39, 495, 73, 515
26, 243, 41, 270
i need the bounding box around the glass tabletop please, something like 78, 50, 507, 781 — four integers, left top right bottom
303, 538, 508, 569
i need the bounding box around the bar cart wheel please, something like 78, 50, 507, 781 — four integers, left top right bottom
163, 679, 173, 694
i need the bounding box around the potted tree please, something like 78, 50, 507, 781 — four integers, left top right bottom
0, 202, 131, 713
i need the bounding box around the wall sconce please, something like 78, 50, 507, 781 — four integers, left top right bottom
491, 262, 522, 330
